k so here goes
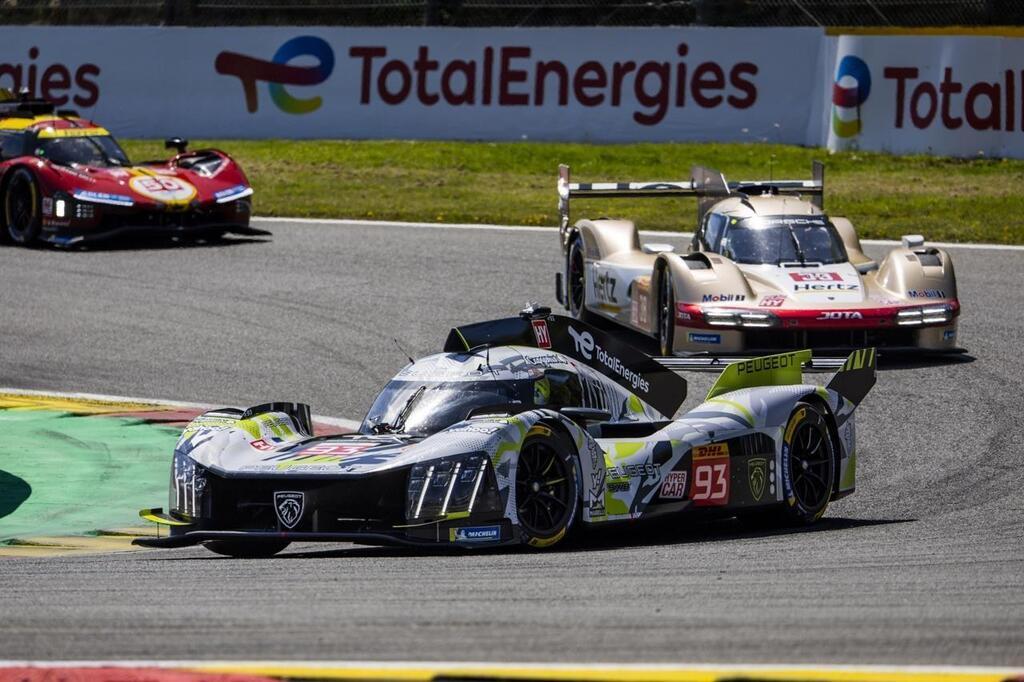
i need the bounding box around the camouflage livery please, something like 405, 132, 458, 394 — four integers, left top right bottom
136, 313, 875, 556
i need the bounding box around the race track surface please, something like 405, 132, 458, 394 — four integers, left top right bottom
0, 221, 1022, 665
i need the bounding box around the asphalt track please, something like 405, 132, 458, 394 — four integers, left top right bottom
0, 220, 1022, 666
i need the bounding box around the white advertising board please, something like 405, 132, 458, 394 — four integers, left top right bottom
0, 26, 824, 143
827, 34, 1024, 158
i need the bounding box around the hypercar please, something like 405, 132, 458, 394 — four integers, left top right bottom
0, 90, 256, 246
135, 307, 875, 557
556, 163, 961, 357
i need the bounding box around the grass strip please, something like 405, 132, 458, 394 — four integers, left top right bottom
123, 139, 1024, 244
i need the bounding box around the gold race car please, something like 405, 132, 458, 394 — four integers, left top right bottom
556, 162, 960, 362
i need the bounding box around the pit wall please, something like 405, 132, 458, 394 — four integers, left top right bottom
1, 26, 1022, 157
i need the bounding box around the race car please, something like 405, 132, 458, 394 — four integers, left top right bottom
556, 163, 961, 358
0, 90, 255, 246
134, 307, 875, 557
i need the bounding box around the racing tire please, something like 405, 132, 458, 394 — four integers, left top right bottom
3, 168, 42, 246
566, 235, 593, 322
777, 401, 836, 525
515, 424, 580, 549
656, 266, 676, 357
203, 539, 290, 558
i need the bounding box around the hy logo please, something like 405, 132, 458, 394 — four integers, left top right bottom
832, 55, 871, 138
274, 491, 305, 529
216, 35, 335, 115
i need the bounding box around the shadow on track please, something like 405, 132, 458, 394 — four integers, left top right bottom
2, 229, 272, 253
151, 516, 912, 561
0, 470, 31, 520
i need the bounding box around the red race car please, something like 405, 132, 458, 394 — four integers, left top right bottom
0, 91, 256, 247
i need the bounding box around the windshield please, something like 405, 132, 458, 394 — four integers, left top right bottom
35, 135, 130, 167
720, 216, 848, 265
360, 379, 531, 437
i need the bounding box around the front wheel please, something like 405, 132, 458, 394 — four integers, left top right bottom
515, 425, 580, 548
656, 267, 676, 356
4, 168, 42, 246
566, 235, 591, 321
778, 402, 836, 525
203, 539, 290, 558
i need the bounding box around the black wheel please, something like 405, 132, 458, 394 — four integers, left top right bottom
657, 267, 676, 356
515, 425, 580, 548
203, 539, 290, 558
566, 235, 591, 321
4, 168, 42, 246
779, 402, 836, 525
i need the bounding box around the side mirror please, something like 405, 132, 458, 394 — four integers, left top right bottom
560, 407, 612, 425
854, 260, 879, 274
642, 242, 675, 254
901, 234, 925, 248
165, 137, 188, 154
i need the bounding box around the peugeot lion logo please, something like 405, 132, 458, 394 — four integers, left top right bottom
274, 491, 305, 529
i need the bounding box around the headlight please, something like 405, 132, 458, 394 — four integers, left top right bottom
701, 308, 778, 328
169, 451, 208, 519
897, 304, 955, 326
405, 452, 501, 522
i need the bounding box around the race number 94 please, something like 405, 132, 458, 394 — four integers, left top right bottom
692, 462, 729, 505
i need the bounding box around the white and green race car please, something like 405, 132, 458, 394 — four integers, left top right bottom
136, 308, 875, 557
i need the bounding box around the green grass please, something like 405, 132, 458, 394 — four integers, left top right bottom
123, 139, 1024, 243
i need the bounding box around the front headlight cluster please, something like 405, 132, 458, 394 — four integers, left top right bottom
702, 307, 777, 328
897, 304, 956, 326
170, 451, 208, 519
405, 453, 500, 522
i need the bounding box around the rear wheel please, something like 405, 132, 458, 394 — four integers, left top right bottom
203, 539, 290, 558
657, 267, 676, 356
566, 235, 590, 321
4, 169, 42, 246
515, 425, 579, 548
778, 402, 836, 525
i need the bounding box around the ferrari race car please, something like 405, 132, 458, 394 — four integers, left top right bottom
556, 163, 961, 358
135, 308, 875, 557
0, 90, 255, 246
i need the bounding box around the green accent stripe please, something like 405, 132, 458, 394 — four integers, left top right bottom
705, 398, 754, 426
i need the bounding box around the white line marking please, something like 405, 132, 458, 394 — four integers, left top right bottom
0, 660, 1019, 675
0, 387, 361, 431
251, 216, 1024, 251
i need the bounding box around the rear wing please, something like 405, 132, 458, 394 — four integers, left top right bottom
557, 161, 825, 239
444, 308, 688, 418
704, 348, 876, 407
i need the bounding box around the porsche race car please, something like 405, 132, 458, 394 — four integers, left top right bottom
556, 163, 961, 358
0, 90, 256, 246
135, 308, 875, 557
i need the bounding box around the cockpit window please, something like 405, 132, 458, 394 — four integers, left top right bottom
35, 134, 130, 168
719, 215, 848, 265
360, 370, 585, 437
361, 379, 529, 437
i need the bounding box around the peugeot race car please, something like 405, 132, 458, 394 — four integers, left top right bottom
0, 90, 255, 246
135, 308, 875, 557
556, 163, 961, 358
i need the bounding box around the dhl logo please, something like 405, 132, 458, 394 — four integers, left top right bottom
693, 442, 730, 460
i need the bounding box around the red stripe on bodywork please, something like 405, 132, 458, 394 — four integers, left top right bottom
676, 299, 959, 330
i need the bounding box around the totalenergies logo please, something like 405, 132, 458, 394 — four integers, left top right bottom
831, 55, 871, 138
215, 36, 334, 114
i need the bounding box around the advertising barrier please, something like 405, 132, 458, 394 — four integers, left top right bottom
1, 26, 1023, 157
827, 33, 1024, 158
0, 26, 824, 144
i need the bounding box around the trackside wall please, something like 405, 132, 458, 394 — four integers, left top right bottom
0, 26, 1022, 157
